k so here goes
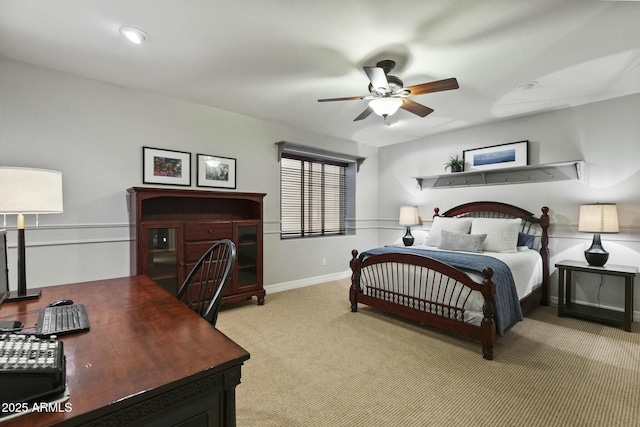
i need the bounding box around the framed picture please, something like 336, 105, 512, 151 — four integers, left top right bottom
463, 140, 528, 171
142, 147, 191, 186
197, 154, 236, 189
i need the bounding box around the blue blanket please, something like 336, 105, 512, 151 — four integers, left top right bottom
359, 247, 523, 335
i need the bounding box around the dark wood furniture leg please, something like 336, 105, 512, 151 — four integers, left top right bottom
624, 276, 633, 332
557, 266, 565, 317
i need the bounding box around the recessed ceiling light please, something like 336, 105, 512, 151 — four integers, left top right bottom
517, 81, 538, 90
120, 26, 148, 44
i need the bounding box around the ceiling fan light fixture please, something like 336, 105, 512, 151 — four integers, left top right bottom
369, 97, 403, 117
120, 26, 148, 44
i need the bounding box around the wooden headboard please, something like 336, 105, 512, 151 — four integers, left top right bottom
434, 201, 550, 307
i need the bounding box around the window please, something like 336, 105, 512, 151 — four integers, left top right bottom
280, 154, 347, 238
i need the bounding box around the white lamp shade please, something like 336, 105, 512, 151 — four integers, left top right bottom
399, 206, 419, 226
0, 167, 64, 214
578, 204, 618, 233
369, 97, 403, 117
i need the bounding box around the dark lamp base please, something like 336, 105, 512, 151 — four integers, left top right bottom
584, 233, 609, 267
402, 226, 414, 246
584, 251, 609, 267
7, 288, 42, 302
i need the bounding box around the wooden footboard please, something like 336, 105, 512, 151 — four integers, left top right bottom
350, 250, 497, 360
349, 202, 550, 360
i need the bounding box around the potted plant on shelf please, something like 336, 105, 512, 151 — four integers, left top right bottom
444, 155, 465, 173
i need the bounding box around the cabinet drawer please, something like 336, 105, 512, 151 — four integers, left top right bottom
185, 222, 232, 241
185, 241, 221, 262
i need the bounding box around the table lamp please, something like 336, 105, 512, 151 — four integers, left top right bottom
578, 203, 618, 267
0, 167, 64, 301
399, 206, 420, 246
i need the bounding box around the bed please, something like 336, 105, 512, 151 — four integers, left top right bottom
349, 201, 550, 360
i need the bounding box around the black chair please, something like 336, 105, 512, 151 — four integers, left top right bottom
177, 239, 236, 327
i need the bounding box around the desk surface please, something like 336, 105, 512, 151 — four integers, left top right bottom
0, 275, 250, 426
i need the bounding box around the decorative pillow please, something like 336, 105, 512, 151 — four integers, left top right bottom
411, 229, 428, 246
438, 230, 487, 253
517, 232, 536, 249
424, 217, 473, 247
470, 218, 522, 253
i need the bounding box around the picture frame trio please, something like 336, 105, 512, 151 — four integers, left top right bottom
142, 147, 236, 189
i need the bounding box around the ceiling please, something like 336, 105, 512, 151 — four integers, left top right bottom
1, 1, 639, 148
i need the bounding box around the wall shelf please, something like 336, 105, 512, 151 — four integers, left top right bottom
415, 161, 584, 190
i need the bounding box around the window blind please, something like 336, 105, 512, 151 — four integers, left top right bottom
280, 154, 347, 238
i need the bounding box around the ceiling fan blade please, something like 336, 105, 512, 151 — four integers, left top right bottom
353, 106, 373, 121
400, 98, 434, 117
404, 78, 459, 96
318, 95, 367, 102
363, 66, 390, 94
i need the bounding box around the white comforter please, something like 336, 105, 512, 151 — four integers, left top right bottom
400, 245, 543, 300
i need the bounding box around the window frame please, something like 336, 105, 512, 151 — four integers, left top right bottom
280, 152, 347, 239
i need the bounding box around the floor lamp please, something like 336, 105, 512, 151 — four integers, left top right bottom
0, 167, 64, 301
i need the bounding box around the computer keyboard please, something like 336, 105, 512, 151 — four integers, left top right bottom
35, 304, 90, 337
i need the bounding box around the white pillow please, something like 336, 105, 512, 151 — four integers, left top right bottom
470, 218, 522, 253
410, 229, 428, 246
424, 217, 473, 247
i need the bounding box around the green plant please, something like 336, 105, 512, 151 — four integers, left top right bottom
444, 155, 465, 172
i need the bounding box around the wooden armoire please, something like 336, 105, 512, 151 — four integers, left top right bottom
128, 187, 265, 305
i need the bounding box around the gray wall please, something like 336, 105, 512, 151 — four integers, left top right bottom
0, 57, 379, 291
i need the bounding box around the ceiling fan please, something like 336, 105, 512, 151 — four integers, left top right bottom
318, 60, 459, 122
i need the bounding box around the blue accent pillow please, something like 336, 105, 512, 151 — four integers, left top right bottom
517, 232, 536, 249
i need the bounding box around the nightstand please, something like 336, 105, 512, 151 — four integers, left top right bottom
556, 259, 637, 331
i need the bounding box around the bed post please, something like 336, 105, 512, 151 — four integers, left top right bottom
539, 206, 550, 306
350, 250, 361, 312
480, 267, 496, 360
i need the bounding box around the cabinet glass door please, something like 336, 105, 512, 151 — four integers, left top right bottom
147, 227, 179, 294
237, 225, 258, 288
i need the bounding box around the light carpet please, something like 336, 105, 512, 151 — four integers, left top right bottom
217, 279, 640, 427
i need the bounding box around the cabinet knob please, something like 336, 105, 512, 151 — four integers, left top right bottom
208, 229, 213, 233
179, 261, 184, 266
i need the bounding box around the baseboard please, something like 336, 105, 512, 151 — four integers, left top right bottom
265, 270, 351, 294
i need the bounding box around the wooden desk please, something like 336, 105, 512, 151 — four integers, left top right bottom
0, 275, 250, 427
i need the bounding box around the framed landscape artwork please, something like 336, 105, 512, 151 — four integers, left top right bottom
197, 154, 237, 189
142, 147, 191, 186
463, 140, 528, 171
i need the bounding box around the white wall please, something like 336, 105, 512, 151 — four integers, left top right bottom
0, 57, 379, 291
377, 93, 640, 316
